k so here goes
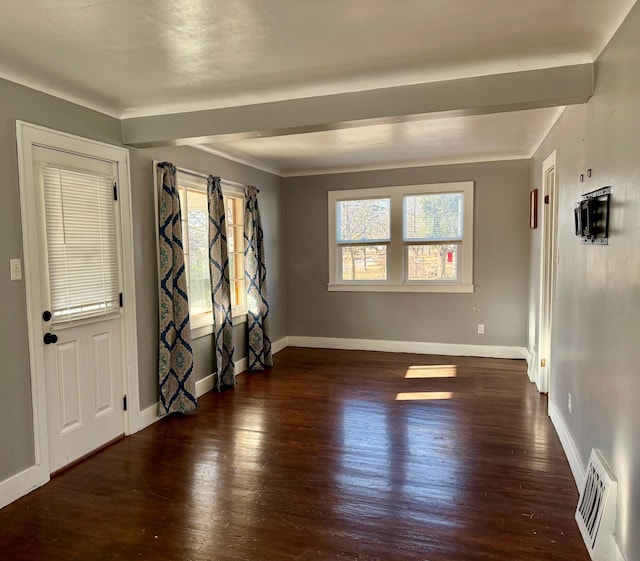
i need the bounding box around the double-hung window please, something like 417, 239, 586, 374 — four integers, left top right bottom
328, 182, 474, 292
175, 172, 247, 333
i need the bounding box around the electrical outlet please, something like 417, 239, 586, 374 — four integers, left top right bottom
10, 258, 22, 281
477, 323, 485, 335
568, 393, 572, 414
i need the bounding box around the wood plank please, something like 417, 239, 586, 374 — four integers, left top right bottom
0, 348, 589, 560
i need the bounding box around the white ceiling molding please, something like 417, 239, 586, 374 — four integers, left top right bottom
592, 0, 638, 59
193, 145, 283, 177
529, 107, 567, 158
0, 64, 121, 118
276, 154, 531, 179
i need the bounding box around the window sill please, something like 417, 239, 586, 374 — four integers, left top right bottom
327, 283, 474, 294
234, 313, 248, 325
190, 313, 248, 340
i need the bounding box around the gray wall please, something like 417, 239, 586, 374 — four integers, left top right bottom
0, 78, 122, 481
128, 145, 285, 409
0, 79, 286, 484
529, 3, 640, 559
284, 160, 530, 348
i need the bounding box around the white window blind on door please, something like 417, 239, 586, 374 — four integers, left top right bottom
42, 166, 120, 323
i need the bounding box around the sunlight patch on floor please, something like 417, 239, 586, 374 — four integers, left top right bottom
404, 365, 457, 378
395, 391, 453, 401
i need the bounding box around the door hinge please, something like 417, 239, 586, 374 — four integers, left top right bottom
544, 194, 550, 204
123, 395, 128, 411
113, 183, 118, 201
119, 293, 123, 307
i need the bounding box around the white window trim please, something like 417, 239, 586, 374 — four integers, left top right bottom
191, 313, 247, 340
153, 163, 247, 339
328, 182, 474, 293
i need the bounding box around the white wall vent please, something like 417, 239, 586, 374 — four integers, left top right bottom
576, 449, 618, 560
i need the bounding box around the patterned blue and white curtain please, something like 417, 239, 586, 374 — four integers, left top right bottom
244, 186, 273, 370
157, 162, 197, 415
208, 176, 236, 390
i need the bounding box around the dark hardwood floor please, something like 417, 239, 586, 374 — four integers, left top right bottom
0, 348, 589, 560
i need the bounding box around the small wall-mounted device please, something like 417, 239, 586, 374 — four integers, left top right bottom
574, 186, 610, 245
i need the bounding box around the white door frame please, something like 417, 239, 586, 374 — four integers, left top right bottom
12, 121, 140, 496
537, 150, 559, 394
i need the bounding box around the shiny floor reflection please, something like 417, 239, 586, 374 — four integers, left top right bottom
0, 348, 589, 560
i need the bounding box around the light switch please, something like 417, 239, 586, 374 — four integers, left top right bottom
10, 258, 22, 281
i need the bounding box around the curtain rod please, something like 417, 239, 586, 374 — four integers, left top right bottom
170, 164, 258, 192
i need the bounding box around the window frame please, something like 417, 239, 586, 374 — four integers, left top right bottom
328, 182, 474, 293
169, 171, 247, 337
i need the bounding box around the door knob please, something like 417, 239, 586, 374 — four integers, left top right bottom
43, 332, 58, 345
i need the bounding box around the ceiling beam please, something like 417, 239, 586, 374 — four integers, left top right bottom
121, 64, 593, 148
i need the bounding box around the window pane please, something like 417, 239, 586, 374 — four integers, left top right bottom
337, 198, 390, 243
341, 245, 387, 281
226, 199, 234, 224
225, 195, 247, 313
228, 225, 234, 252
407, 245, 458, 281
404, 193, 463, 241
186, 189, 211, 315
228, 253, 235, 280
234, 197, 244, 226
232, 277, 245, 309
234, 225, 243, 252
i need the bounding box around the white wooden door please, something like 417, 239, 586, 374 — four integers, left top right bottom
34, 146, 125, 472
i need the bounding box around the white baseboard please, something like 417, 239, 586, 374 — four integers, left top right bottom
527, 346, 538, 383
235, 356, 249, 375
286, 336, 527, 360
548, 399, 585, 490
612, 535, 628, 561
0, 464, 49, 510
137, 402, 162, 432
272, 336, 288, 355
195, 373, 215, 396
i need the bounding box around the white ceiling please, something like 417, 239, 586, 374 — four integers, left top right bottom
202, 107, 565, 176
0, 0, 636, 175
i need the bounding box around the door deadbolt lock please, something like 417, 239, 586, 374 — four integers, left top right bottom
43, 332, 58, 345
42, 310, 52, 321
